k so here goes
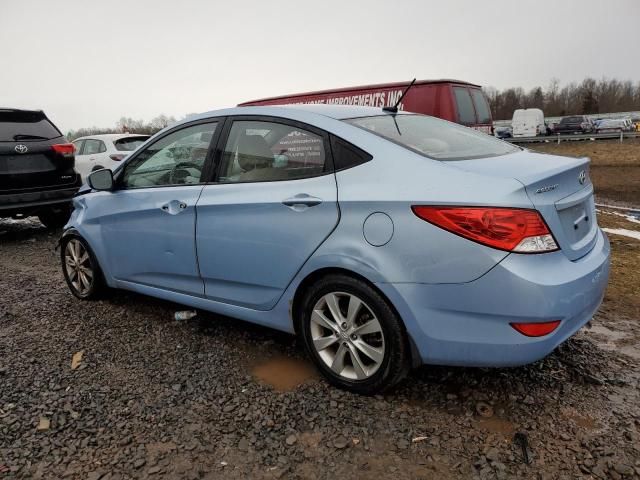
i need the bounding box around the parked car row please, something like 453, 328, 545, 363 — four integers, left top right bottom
499, 111, 640, 138
2, 100, 611, 394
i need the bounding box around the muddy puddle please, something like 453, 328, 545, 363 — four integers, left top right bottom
251, 355, 317, 391
561, 408, 599, 430
475, 416, 516, 437
588, 324, 640, 360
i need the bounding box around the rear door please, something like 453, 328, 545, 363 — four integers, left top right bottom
195, 117, 339, 310
76, 138, 108, 180
0, 110, 76, 192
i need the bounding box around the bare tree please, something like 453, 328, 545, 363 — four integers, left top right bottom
486, 77, 640, 119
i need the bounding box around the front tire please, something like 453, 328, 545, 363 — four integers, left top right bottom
60, 235, 104, 300
299, 274, 410, 394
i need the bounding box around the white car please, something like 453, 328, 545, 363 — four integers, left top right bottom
72, 134, 150, 180
595, 119, 629, 133
511, 108, 546, 137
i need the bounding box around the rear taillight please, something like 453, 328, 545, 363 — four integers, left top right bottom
411, 206, 559, 253
109, 154, 126, 161
51, 143, 75, 157
510, 320, 561, 337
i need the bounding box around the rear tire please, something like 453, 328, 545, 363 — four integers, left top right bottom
38, 205, 71, 229
60, 235, 105, 300
299, 274, 410, 395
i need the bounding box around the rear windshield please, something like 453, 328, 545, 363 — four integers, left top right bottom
0, 110, 61, 142
345, 114, 519, 161
114, 136, 149, 151
453, 87, 476, 124
470, 89, 492, 124
561, 116, 583, 123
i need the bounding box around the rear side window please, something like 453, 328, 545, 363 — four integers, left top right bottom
470, 89, 491, 124
0, 110, 61, 141
219, 120, 327, 183
453, 87, 476, 125
115, 136, 149, 151
330, 135, 372, 170
83, 139, 106, 155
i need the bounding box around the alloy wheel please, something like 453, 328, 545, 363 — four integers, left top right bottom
64, 239, 94, 296
310, 292, 385, 380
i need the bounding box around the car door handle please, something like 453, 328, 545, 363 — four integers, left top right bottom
161, 201, 188, 214
282, 194, 322, 208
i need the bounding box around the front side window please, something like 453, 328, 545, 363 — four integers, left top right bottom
346, 114, 519, 161
453, 87, 477, 125
121, 122, 217, 188
219, 120, 327, 183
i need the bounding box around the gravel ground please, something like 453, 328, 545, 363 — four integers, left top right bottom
1, 217, 639, 480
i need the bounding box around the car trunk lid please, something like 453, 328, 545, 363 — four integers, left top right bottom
449, 150, 597, 261
0, 139, 78, 192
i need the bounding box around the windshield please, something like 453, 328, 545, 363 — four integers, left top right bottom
345, 114, 518, 161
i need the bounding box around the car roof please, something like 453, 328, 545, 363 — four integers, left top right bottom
74, 133, 150, 141
0, 107, 45, 114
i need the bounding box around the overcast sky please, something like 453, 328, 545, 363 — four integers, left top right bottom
1, 0, 638, 131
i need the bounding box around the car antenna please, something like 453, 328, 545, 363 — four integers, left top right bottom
383, 78, 416, 114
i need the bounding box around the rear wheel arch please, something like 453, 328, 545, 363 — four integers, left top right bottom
291, 267, 420, 367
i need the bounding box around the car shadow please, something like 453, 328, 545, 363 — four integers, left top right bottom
98, 287, 621, 401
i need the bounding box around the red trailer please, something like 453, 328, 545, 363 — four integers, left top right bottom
239, 79, 493, 134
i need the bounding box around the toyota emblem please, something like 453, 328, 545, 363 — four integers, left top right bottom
578, 170, 587, 185
14, 144, 28, 154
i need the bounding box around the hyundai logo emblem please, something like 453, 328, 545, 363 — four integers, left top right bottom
578, 170, 587, 185
14, 144, 28, 154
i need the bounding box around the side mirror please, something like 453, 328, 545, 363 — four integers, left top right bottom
88, 169, 114, 191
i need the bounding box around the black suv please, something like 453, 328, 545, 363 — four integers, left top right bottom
1, 109, 81, 227
554, 115, 594, 135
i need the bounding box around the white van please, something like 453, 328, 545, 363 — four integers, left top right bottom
512, 108, 546, 137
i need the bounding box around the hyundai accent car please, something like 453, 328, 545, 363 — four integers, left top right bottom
60, 105, 610, 394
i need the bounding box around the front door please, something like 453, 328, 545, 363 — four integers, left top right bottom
195, 118, 339, 310
97, 121, 220, 295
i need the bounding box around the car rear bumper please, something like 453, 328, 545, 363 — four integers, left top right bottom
377, 228, 610, 367
0, 182, 81, 213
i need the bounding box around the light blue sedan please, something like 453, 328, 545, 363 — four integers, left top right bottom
61, 105, 610, 394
